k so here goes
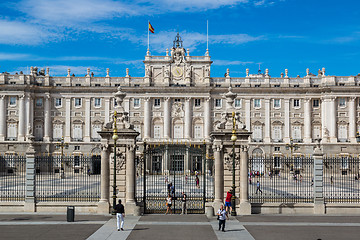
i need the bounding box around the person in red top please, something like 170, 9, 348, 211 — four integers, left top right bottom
225, 190, 232, 213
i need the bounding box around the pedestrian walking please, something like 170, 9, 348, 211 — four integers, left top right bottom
249, 175, 252, 185
114, 199, 125, 231
165, 176, 168, 184
256, 181, 263, 194
217, 205, 228, 232
181, 192, 187, 214
195, 175, 200, 188
331, 176, 334, 185
165, 193, 172, 214
224, 190, 232, 213
185, 174, 188, 184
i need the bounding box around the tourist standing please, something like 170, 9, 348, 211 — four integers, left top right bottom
114, 199, 125, 231
224, 190, 232, 213
217, 205, 228, 232
181, 192, 187, 214
166, 194, 172, 214
195, 175, 200, 188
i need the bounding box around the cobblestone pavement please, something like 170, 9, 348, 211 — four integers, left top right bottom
3, 213, 360, 240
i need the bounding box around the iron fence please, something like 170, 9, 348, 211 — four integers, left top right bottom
324, 156, 360, 203
35, 155, 101, 202
0, 154, 26, 201
249, 156, 314, 203
136, 144, 214, 214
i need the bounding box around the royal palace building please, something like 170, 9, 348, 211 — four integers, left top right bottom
1, 34, 360, 161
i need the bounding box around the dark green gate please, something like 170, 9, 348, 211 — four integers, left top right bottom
136, 143, 214, 214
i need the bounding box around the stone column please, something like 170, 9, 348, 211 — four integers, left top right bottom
24, 141, 36, 212
264, 99, 271, 143
164, 97, 171, 139
184, 97, 192, 139
239, 146, 251, 215
0, 95, 5, 141
284, 99, 290, 143
245, 99, 251, 132
329, 97, 337, 143
65, 98, 71, 142
98, 143, 110, 213
143, 97, 151, 140
84, 98, 91, 142
18, 95, 26, 141
105, 98, 110, 123
25, 93, 34, 138
43, 93, 51, 142
126, 144, 136, 203
313, 144, 325, 214
213, 143, 224, 211
125, 143, 139, 215
349, 97, 357, 143
321, 98, 329, 143
204, 97, 211, 140
303, 98, 312, 143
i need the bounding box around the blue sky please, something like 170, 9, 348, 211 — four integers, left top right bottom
0, 0, 359, 77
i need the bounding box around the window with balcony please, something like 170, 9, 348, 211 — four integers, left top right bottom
194, 99, 201, 107
254, 99, 261, 108
234, 99, 241, 108
94, 98, 101, 107
154, 98, 161, 107
133, 98, 140, 108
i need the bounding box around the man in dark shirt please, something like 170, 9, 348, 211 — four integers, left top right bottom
114, 199, 125, 231
181, 192, 187, 214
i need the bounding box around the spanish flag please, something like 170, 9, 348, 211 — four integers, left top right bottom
149, 22, 155, 33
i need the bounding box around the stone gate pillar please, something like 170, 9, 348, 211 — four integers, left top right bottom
98, 142, 110, 214
213, 142, 224, 212
125, 142, 138, 215
313, 142, 325, 214
24, 137, 36, 212
239, 146, 251, 215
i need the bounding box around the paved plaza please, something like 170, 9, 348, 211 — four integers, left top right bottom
2, 213, 360, 239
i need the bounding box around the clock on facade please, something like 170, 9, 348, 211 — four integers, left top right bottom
172, 66, 183, 78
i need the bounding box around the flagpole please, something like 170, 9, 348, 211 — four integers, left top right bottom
147, 20, 150, 51
207, 20, 209, 51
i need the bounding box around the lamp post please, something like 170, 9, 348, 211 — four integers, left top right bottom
230, 111, 237, 216
285, 138, 299, 156
56, 137, 68, 179
112, 111, 119, 215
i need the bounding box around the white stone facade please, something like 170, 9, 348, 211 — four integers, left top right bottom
1, 36, 360, 156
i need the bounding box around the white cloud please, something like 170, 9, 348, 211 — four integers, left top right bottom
0, 19, 57, 45
213, 60, 254, 66
0, 52, 32, 60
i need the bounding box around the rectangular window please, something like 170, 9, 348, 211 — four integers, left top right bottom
74, 156, 80, 167
215, 99, 222, 108
7, 123, 17, 140
55, 98, 62, 107
114, 98, 118, 106
234, 99, 241, 108
313, 99, 319, 108
292, 126, 302, 141
174, 99, 181, 103
253, 125, 262, 141
94, 98, 101, 107
154, 98, 161, 107
273, 99, 280, 108
313, 126, 321, 139
154, 125, 161, 138
74, 146, 80, 151
341, 157, 348, 169
194, 125, 203, 139
274, 147, 280, 152
75, 84, 81, 87
73, 124, 83, 141
56, 83, 62, 87
174, 125, 183, 139
339, 98, 346, 107
36, 98, 43, 107
53, 124, 63, 140
194, 99, 201, 107
293, 99, 300, 108
274, 156, 281, 168
91, 124, 102, 140
74, 98, 82, 107
133, 98, 140, 108
9, 97, 16, 106
338, 125, 348, 142
272, 126, 282, 141
254, 99, 261, 108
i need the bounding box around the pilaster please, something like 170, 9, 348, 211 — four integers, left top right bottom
264, 99, 271, 143
204, 97, 211, 140
349, 97, 356, 143
303, 98, 312, 143
163, 97, 171, 139
84, 98, 91, 142
284, 99, 290, 143
43, 93, 51, 142
213, 143, 224, 211
0, 95, 5, 141
65, 97, 71, 142
143, 97, 151, 140
18, 94, 26, 141
184, 97, 192, 139
245, 99, 251, 132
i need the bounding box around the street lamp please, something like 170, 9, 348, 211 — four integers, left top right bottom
356, 131, 360, 143
56, 137, 68, 179
112, 111, 119, 215
230, 111, 237, 216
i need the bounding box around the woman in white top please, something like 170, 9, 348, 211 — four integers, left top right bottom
217, 205, 228, 232
165, 194, 172, 214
